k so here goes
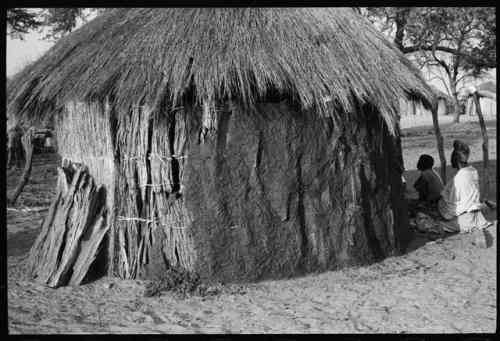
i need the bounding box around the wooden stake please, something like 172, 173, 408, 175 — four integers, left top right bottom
9, 127, 35, 205
473, 93, 490, 199
7, 125, 24, 168
431, 98, 446, 184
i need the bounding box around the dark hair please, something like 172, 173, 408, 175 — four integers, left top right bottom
455, 149, 469, 165
451, 141, 470, 169
417, 154, 434, 171
453, 140, 470, 156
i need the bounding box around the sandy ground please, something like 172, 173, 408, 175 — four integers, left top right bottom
6, 115, 497, 334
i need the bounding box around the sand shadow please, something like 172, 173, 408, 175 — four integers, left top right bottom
483, 228, 495, 249
7, 229, 40, 257
402, 229, 459, 254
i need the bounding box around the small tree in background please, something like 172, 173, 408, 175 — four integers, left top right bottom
366, 7, 496, 123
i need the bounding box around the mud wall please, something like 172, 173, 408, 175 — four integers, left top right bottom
170, 100, 408, 283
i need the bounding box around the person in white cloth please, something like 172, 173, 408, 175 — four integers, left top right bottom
437, 140, 496, 233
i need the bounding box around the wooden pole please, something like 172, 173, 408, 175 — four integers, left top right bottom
431, 98, 447, 184
466, 97, 474, 116
473, 93, 490, 199
7, 125, 24, 168
8, 127, 35, 205
7, 131, 15, 167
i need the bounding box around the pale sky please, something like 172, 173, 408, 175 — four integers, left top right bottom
7, 31, 53, 77
7, 9, 95, 78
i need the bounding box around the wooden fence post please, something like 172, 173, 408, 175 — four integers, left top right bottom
473, 93, 490, 199
431, 98, 447, 184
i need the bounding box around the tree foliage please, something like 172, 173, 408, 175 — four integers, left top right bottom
366, 7, 496, 69
7, 8, 107, 41
41, 8, 86, 41
7, 8, 43, 40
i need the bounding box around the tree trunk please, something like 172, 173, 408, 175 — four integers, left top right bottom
473, 93, 490, 199
431, 99, 447, 184
28, 161, 109, 287
448, 76, 461, 123
9, 128, 35, 205
394, 8, 410, 52
451, 96, 461, 123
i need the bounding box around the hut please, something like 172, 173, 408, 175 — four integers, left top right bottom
465, 81, 497, 116
8, 8, 434, 287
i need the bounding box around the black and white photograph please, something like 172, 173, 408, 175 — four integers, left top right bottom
4, 7, 497, 335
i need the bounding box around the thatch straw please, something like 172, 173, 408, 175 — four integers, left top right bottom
477, 81, 496, 93
56, 100, 115, 203
430, 86, 449, 100
8, 8, 434, 135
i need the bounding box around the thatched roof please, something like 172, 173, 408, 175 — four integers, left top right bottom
477, 81, 496, 94
8, 8, 434, 134
430, 86, 449, 100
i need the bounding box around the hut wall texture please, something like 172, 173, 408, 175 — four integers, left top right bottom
144, 100, 408, 283
55, 99, 409, 283
111, 104, 197, 279
113, 104, 153, 279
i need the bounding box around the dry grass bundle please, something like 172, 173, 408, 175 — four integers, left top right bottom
56, 100, 114, 189
113, 105, 154, 279
155, 195, 196, 272
148, 108, 196, 274
150, 114, 174, 193
8, 8, 434, 135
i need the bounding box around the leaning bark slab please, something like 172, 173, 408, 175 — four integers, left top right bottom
27, 162, 109, 287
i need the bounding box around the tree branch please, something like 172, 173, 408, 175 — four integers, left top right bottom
431, 43, 451, 76
403, 45, 496, 68
455, 72, 472, 85
441, 80, 451, 96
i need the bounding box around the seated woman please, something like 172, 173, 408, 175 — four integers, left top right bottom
437, 140, 495, 233
406, 154, 444, 220
413, 154, 444, 204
